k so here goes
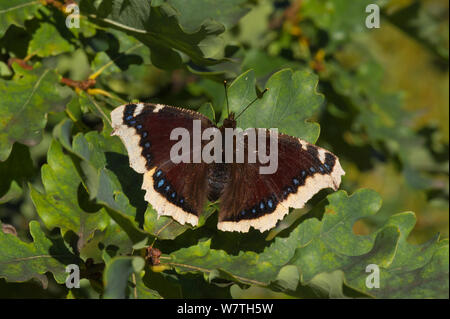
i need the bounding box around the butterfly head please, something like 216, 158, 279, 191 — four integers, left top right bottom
222, 112, 236, 129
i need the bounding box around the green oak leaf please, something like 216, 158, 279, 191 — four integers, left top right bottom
164, 189, 448, 298
301, 0, 382, 47
166, 0, 251, 32
103, 256, 160, 299
197, 102, 215, 122
0, 63, 63, 161
28, 22, 75, 57
224, 69, 324, 144
80, 218, 135, 264
344, 213, 449, 298
0, 142, 34, 202
0, 0, 41, 37
0, 61, 12, 76
80, 0, 225, 69
30, 140, 109, 251
132, 270, 163, 299
0, 220, 80, 288
241, 49, 300, 80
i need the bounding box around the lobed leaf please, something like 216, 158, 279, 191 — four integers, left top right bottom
103, 256, 160, 299
30, 140, 109, 251
224, 69, 324, 144
28, 22, 75, 57
80, 0, 225, 69
166, 0, 251, 32
0, 63, 63, 161
0, 0, 41, 37
0, 220, 80, 288
165, 189, 449, 298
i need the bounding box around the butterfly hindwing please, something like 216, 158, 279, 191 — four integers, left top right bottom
111, 103, 214, 226
217, 130, 345, 232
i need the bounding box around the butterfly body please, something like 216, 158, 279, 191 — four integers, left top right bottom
111, 103, 345, 232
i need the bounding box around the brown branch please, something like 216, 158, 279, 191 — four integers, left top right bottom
8, 58, 33, 70
61, 77, 96, 91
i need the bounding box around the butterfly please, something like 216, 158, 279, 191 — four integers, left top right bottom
110, 89, 344, 233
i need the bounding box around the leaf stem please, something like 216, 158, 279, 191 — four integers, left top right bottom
89, 43, 143, 80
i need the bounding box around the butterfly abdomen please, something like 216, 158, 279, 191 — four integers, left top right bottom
207, 163, 231, 201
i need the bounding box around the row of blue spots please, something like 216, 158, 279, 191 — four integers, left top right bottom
133, 122, 151, 167
123, 104, 136, 124
124, 104, 136, 116
282, 186, 294, 198
238, 196, 278, 220
122, 105, 153, 168
155, 177, 177, 199
306, 146, 334, 174
280, 163, 333, 201
153, 169, 188, 209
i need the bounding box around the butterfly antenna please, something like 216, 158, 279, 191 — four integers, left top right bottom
224, 80, 230, 117
235, 88, 269, 120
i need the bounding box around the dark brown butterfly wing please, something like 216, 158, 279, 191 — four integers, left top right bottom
217, 130, 345, 232
111, 103, 213, 226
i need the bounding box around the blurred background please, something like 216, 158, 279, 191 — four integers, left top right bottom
0, 0, 448, 298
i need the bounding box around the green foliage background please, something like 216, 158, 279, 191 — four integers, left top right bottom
0, 0, 448, 298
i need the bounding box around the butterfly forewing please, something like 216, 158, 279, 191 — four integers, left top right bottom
111, 103, 214, 226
